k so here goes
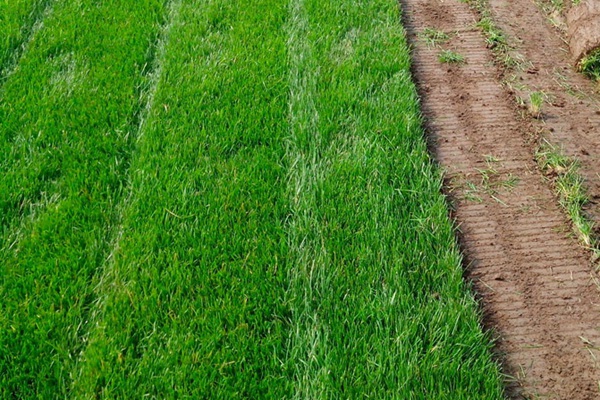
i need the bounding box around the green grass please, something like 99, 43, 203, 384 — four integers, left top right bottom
284, 0, 500, 397
438, 49, 466, 64
419, 27, 451, 47
0, 0, 170, 396
1, 0, 505, 398
0, 0, 51, 79
579, 49, 600, 81
536, 140, 600, 258
71, 0, 292, 396
529, 90, 546, 118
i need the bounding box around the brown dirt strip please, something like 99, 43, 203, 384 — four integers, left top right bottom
486, 0, 600, 242
400, 0, 600, 398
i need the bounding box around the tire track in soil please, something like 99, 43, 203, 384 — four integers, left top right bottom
401, 0, 600, 398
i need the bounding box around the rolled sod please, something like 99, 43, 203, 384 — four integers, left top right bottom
567, 0, 600, 69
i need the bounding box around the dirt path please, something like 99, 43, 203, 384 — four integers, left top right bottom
486, 0, 600, 244
401, 0, 600, 398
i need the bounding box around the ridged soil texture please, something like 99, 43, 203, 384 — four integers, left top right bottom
402, 0, 600, 398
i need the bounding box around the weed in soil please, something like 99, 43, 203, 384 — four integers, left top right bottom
579, 49, 600, 81
419, 27, 451, 47
439, 49, 466, 63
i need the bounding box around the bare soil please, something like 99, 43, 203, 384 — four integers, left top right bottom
401, 0, 600, 398
486, 0, 600, 229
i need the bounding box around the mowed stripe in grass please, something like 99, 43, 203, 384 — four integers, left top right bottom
0, 0, 51, 79
283, 0, 504, 397
0, 0, 169, 396
72, 0, 291, 397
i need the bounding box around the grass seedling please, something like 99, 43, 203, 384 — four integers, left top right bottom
464, 181, 484, 203
553, 70, 589, 100
466, 0, 521, 68
477, 17, 508, 50
438, 49, 466, 64
419, 27, 450, 47
529, 91, 545, 118
455, 156, 519, 205
535, 0, 566, 29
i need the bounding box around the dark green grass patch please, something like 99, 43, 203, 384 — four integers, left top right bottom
71, 0, 292, 397
0, 0, 169, 397
579, 49, 600, 81
0, 0, 50, 79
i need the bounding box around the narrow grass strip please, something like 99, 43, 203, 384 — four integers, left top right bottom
283, 0, 505, 397
70, 0, 182, 394
0, 0, 53, 81
536, 139, 600, 261
0, 0, 169, 396
72, 0, 292, 397
284, 0, 332, 397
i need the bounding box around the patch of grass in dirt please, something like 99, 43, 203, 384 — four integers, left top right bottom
536, 139, 600, 259
528, 90, 546, 118
579, 49, 600, 81
438, 49, 466, 64
419, 27, 451, 47
536, 0, 568, 29
452, 156, 520, 205
465, 0, 523, 68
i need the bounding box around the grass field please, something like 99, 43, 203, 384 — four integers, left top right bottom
0, 0, 50, 78
1, 0, 505, 398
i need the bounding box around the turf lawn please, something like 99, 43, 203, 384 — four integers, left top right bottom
0, 0, 505, 398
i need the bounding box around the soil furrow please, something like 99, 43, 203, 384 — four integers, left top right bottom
462, 221, 566, 232
470, 243, 586, 256
401, 0, 600, 398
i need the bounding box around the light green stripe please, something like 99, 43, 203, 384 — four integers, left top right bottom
282, 0, 505, 397
285, 0, 332, 397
